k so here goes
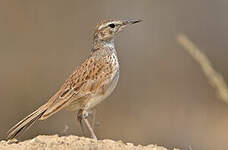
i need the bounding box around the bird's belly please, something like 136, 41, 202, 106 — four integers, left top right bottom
86, 72, 119, 109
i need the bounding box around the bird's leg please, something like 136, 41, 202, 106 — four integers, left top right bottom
87, 109, 97, 130
91, 109, 96, 130
77, 109, 85, 136
82, 110, 97, 140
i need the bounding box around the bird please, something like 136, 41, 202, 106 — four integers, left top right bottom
6, 19, 141, 140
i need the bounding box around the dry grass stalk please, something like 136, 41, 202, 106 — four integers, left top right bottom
177, 34, 228, 103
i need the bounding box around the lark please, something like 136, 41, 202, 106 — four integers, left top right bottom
7, 19, 141, 140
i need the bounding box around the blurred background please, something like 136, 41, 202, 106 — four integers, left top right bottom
0, 0, 228, 149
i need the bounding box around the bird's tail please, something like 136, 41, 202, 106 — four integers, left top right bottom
6, 103, 48, 140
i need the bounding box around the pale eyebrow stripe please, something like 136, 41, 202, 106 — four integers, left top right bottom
98, 23, 110, 30
98, 21, 122, 30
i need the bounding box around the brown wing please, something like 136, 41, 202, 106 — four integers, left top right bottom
40, 55, 116, 119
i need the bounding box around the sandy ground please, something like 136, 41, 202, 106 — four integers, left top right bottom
0, 135, 179, 150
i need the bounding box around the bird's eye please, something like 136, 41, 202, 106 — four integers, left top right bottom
109, 23, 115, 28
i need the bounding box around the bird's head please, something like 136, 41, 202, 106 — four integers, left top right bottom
93, 19, 142, 44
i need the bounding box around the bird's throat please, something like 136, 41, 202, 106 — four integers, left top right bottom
92, 38, 115, 50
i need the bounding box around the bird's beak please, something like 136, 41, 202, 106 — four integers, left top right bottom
120, 19, 142, 30
122, 19, 142, 25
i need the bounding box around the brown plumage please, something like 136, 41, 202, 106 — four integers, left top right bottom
6, 19, 141, 140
